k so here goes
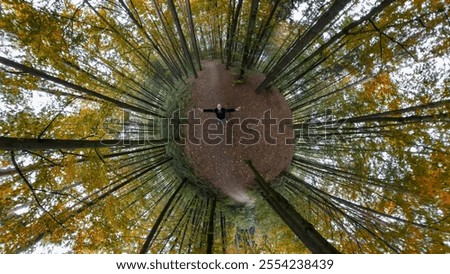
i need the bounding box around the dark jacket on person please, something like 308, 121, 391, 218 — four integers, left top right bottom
203, 108, 236, 120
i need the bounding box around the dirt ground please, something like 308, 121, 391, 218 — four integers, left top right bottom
182, 60, 294, 204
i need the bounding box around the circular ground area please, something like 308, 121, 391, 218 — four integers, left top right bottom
183, 60, 294, 204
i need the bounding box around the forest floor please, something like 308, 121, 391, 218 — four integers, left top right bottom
183, 60, 294, 204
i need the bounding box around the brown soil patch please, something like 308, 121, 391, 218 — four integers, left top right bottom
183, 60, 294, 204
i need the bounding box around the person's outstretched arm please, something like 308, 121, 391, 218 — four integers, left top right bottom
225, 106, 241, 112
198, 108, 215, 112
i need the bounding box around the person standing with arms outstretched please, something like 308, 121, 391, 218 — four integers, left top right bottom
198, 104, 241, 123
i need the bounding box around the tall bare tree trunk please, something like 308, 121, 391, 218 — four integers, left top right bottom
245, 160, 340, 254
0, 57, 163, 117
225, 0, 243, 69
206, 196, 217, 253
167, 0, 198, 78
256, 0, 352, 94
238, 0, 260, 80
185, 0, 202, 70
0, 137, 168, 151
140, 179, 187, 253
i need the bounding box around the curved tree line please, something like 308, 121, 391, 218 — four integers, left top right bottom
0, 0, 449, 253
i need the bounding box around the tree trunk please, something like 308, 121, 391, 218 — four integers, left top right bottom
245, 160, 341, 254
282, 0, 395, 82
151, 0, 189, 78
238, 0, 259, 80
0, 137, 168, 151
85, 0, 176, 89
139, 179, 186, 253
246, 0, 281, 69
224, 0, 234, 65
255, 0, 352, 93
220, 211, 227, 253
185, 0, 202, 70
206, 196, 217, 253
117, 0, 183, 80
167, 0, 198, 78
225, 0, 243, 69
292, 110, 450, 130
0, 57, 163, 117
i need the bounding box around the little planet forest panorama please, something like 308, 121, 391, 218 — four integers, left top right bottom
0, 0, 449, 254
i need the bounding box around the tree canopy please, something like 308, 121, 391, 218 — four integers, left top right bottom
0, 0, 449, 254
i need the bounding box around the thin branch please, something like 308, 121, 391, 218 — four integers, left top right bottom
369, 19, 418, 61
10, 151, 66, 229
37, 98, 76, 140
